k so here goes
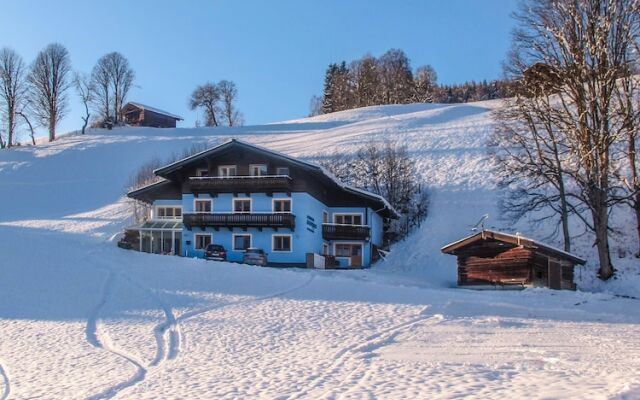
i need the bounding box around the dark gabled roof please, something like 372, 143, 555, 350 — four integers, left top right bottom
124, 102, 183, 120
441, 229, 586, 265
152, 138, 400, 218
127, 179, 181, 204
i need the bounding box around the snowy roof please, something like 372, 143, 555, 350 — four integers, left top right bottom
440, 229, 586, 265
153, 138, 400, 218
125, 102, 183, 120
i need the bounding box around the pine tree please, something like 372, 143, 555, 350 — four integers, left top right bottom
322, 63, 338, 114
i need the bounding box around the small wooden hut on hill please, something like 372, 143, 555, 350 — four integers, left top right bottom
441, 230, 585, 290
122, 102, 183, 128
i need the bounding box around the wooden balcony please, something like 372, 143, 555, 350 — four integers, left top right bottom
188, 175, 293, 194
322, 224, 370, 240
183, 213, 295, 230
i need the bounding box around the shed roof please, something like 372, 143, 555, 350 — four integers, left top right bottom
124, 102, 183, 120
441, 229, 586, 265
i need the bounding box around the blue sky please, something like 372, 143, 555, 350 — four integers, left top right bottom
0, 0, 516, 135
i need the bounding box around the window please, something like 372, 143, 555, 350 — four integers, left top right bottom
194, 199, 212, 213
334, 214, 362, 225
323, 243, 329, 255
273, 199, 291, 213
322, 211, 329, 224
276, 167, 289, 176
194, 234, 212, 250
272, 235, 292, 252
218, 165, 237, 177
195, 168, 209, 177
335, 243, 362, 257
233, 234, 251, 251
250, 164, 268, 176
155, 206, 182, 220
233, 198, 251, 213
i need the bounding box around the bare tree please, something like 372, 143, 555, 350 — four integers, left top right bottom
377, 49, 414, 105
321, 141, 429, 243
505, 0, 640, 279
351, 55, 380, 107
0, 48, 27, 148
493, 89, 575, 252
308, 95, 323, 117
613, 53, 640, 257
90, 56, 111, 124
74, 72, 93, 135
90, 52, 134, 125
27, 43, 72, 142
16, 101, 36, 145
218, 80, 242, 126
414, 65, 437, 103
189, 82, 220, 127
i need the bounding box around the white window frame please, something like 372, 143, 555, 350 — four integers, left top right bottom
195, 168, 209, 177
218, 165, 237, 177
323, 242, 330, 255
332, 213, 364, 225
194, 233, 213, 250
233, 197, 252, 213
322, 210, 329, 224
232, 233, 252, 251
333, 242, 364, 257
154, 206, 182, 220
272, 198, 292, 213
276, 166, 290, 176
272, 234, 293, 252
194, 198, 213, 214
249, 164, 268, 176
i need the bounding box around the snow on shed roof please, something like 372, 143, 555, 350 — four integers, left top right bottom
125, 102, 183, 120
441, 229, 586, 265
153, 138, 400, 218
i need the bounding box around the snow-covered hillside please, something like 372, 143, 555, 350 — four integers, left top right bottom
1, 101, 639, 399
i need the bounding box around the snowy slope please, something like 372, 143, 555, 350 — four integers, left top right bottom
1, 101, 639, 399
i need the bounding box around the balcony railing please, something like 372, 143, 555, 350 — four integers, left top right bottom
188, 175, 293, 193
322, 224, 370, 240
184, 213, 295, 229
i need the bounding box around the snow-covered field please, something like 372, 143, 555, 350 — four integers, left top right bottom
1, 101, 639, 399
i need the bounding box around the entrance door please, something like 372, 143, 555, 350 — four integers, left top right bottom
548, 260, 562, 290
174, 232, 181, 256
335, 244, 363, 267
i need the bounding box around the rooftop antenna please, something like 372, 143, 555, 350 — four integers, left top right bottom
471, 214, 489, 232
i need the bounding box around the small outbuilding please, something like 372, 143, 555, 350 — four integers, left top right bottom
441, 230, 586, 290
122, 102, 183, 128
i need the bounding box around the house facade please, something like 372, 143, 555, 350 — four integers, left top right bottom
126, 139, 398, 268
122, 102, 183, 128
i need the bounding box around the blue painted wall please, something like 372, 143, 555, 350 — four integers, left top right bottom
150, 192, 385, 266
181, 192, 328, 263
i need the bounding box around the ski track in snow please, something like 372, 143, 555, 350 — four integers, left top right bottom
116, 273, 182, 366
285, 310, 444, 400
83, 255, 315, 400
0, 360, 10, 400
85, 270, 148, 400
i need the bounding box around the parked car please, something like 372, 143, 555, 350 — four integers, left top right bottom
204, 244, 227, 261
242, 248, 268, 266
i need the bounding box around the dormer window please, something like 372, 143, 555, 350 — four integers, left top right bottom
218, 165, 237, 177
250, 164, 268, 176
195, 168, 209, 177
276, 167, 289, 176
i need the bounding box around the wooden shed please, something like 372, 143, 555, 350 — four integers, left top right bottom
122, 102, 183, 128
441, 230, 586, 290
